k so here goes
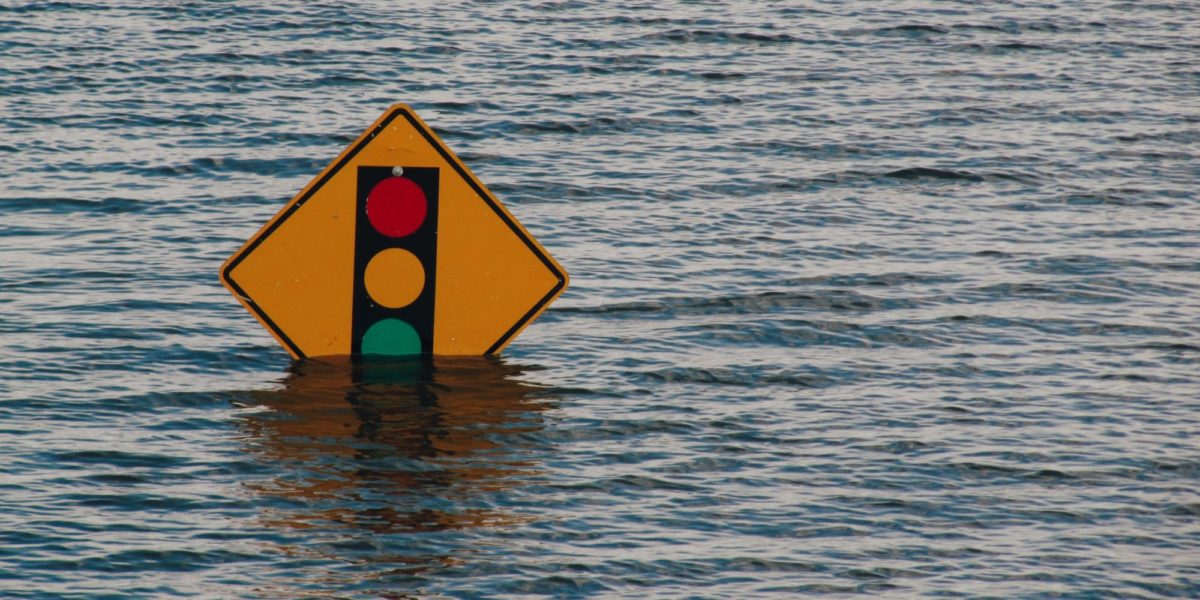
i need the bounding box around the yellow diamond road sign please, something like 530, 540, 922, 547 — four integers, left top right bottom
220, 103, 569, 359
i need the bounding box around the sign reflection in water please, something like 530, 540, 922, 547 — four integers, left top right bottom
237, 357, 554, 591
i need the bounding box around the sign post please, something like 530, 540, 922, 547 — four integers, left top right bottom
221, 104, 568, 359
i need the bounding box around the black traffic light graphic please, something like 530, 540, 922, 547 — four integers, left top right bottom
351, 166, 439, 356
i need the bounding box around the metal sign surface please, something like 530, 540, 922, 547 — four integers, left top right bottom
221, 104, 568, 359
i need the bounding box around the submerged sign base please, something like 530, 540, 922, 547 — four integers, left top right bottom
220, 104, 568, 360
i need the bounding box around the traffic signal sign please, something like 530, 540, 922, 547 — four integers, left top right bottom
220, 104, 568, 359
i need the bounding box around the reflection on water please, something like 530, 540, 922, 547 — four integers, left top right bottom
237, 356, 553, 593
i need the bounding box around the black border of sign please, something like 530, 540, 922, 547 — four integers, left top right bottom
222, 105, 567, 359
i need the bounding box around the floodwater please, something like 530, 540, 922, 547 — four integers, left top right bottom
1, 1, 1198, 597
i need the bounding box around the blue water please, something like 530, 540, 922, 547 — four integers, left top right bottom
2, 1, 1199, 597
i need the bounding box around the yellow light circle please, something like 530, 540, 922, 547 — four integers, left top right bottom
364, 248, 425, 308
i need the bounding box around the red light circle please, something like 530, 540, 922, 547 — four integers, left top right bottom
366, 176, 427, 238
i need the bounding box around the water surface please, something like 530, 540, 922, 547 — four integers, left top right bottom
1, 1, 1198, 597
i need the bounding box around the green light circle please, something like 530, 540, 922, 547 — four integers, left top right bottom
360, 319, 422, 356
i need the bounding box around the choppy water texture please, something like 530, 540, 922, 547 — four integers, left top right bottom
1, 1, 1198, 598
